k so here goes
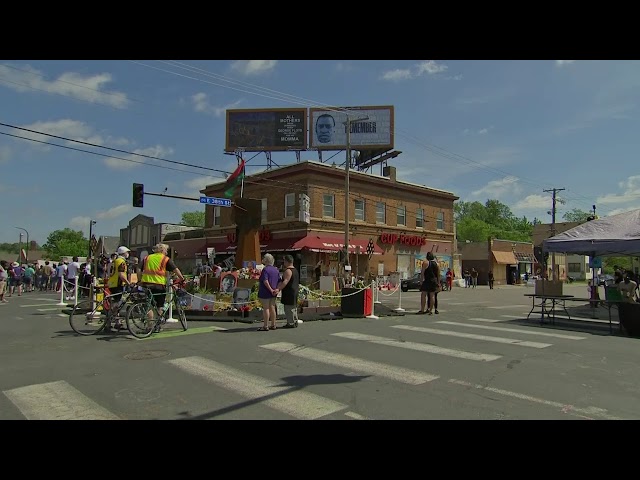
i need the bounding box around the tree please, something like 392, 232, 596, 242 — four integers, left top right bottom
0, 243, 20, 253
455, 199, 535, 243
181, 211, 205, 227
562, 208, 591, 223
42, 228, 88, 259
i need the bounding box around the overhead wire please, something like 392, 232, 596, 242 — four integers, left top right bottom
140, 60, 617, 216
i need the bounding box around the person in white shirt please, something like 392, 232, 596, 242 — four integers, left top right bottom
56, 262, 67, 292
67, 256, 80, 280
618, 275, 639, 303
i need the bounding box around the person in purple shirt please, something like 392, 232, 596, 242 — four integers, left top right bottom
257, 253, 280, 331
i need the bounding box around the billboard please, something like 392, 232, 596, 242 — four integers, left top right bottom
225, 108, 307, 152
309, 106, 394, 150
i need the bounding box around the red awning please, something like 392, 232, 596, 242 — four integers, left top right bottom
291, 235, 384, 255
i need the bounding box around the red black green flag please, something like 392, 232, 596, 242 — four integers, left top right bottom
224, 159, 245, 198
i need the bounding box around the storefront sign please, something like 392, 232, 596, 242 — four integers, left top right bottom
379, 233, 426, 246
227, 229, 271, 243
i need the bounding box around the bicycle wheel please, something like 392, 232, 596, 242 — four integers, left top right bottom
176, 301, 188, 331
69, 298, 111, 336
126, 302, 157, 339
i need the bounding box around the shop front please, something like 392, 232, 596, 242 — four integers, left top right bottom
378, 231, 453, 280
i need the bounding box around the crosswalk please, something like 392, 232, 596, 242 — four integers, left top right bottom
2, 313, 622, 420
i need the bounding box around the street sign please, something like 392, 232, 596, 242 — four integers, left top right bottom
199, 196, 232, 207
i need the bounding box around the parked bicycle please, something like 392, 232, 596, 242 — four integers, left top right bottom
69, 283, 143, 336
126, 281, 188, 339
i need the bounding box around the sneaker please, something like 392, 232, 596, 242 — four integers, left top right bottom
435, 310, 439, 314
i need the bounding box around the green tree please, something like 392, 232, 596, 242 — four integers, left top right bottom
181, 211, 205, 227
0, 243, 20, 253
562, 208, 591, 223
42, 228, 88, 259
455, 199, 535, 243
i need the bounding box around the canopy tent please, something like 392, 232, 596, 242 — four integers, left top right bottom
543, 208, 640, 256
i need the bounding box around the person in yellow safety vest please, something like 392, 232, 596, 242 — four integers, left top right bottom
106, 246, 132, 330
140, 243, 185, 323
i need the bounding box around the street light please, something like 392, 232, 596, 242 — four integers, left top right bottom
344, 115, 369, 275
88, 220, 97, 259
15, 227, 29, 264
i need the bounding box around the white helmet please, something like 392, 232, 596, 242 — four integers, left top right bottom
116, 246, 131, 255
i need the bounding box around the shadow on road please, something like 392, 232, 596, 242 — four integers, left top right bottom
175, 373, 369, 420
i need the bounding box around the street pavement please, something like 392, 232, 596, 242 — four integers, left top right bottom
1, 283, 639, 420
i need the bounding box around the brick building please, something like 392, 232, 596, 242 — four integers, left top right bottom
459, 238, 536, 286
198, 160, 458, 285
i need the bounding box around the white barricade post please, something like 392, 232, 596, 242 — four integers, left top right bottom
394, 284, 405, 313
374, 279, 381, 304
74, 277, 79, 307
366, 281, 379, 319
57, 278, 67, 306
166, 277, 178, 322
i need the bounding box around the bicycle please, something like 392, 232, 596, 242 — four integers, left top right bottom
125, 281, 188, 339
69, 284, 142, 336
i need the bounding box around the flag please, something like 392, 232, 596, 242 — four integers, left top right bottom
224, 159, 245, 198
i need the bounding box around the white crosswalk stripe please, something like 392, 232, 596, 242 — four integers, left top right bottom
3, 380, 119, 420
487, 305, 530, 309
167, 356, 349, 419
331, 332, 501, 361
467, 317, 504, 323
260, 342, 439, 385
435, 321, 586, 340
391, 325, 552, 348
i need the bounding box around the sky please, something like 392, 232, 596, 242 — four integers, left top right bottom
1, 59, 639, 246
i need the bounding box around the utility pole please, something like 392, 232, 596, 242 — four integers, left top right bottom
543, 187, 565, 281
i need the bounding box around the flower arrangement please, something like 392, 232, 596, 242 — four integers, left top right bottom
237, 267, 261, 280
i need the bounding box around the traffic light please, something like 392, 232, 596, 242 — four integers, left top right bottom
133, 183, 144, 208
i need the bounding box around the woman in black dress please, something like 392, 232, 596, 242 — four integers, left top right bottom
419, 252, 440, 314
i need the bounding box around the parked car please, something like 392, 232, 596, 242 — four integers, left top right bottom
597, 274, 615, 286
401, 273, 422, 292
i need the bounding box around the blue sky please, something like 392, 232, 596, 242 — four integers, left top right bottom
1, 59, 639, 245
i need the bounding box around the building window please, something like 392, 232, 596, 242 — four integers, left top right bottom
261, 198, 267, 223
354, 199, 365, 221
397, 205, 406, 226
568, 263, 581, 273
323, 194, 335, 218
437, 211, 444, 230
213, 206, 221, 226
416, 208, 424, 229
376, 202, 386, 224
285, 193, 295, 218
152, 235, 157, 245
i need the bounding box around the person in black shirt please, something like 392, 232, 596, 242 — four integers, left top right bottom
277, 255, 300, 328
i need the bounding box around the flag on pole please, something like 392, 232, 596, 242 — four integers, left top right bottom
224, 159, 246, 198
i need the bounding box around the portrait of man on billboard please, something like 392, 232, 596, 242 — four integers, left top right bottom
315, 113, 336, 144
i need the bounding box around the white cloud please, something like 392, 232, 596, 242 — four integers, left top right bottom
230, 60, 277, 76
0, 145, 10, 164
381, 69, 413, 81
606, 206, 640, 216
97, 204, 132, 219
69, 216, 92, 228
445, 74, 463, 81
512, 194, 551, 210
596, 175, 640, 205
13, 119, 130, 156
471, 176, 521, 198
335, 62, 356, 73
415, 60, 448, 75
191, 93, 242, 117
104, 145, 175, 170
555, 60, 576, 67
380, 61, 452, 82
185, 175, 223, 192
463, 126, 493, 135
0, 63, 129, 108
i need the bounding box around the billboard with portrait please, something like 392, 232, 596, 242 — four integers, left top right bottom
225, 108, 307, 152
309, 106, 394, 150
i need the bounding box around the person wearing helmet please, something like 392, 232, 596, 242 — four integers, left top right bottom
106, 246, 132, 328
140, 243, 185, 324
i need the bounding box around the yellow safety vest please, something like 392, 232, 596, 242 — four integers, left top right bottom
141, 253, 169, 285
107, 257, 127, 288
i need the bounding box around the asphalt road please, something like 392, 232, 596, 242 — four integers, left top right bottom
1, 284, 638, 420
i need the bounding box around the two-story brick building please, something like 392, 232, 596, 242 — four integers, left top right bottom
198, 160, 458, 285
